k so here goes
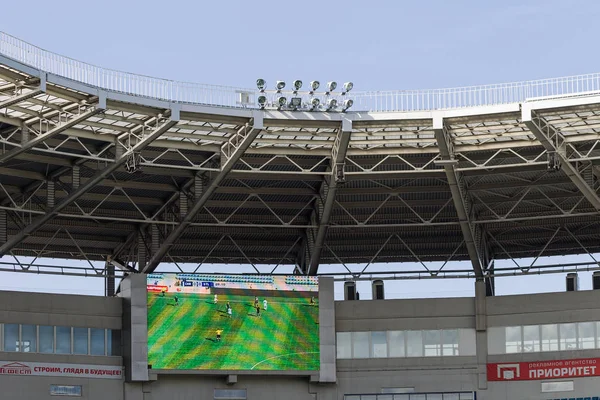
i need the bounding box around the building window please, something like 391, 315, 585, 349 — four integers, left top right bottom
39, 325, 54, 353
577, 322, 595, 349
107, 329, 121, 356
541, 324, 559, 352
3, 324, 18, 352
442, 329, 459, 356
423, 330, 441, 357
388, 331, 405, 358
371, 332, 387, 358
21, 325, 37, 353
73, 328, 88, 355
352, 332, 370, 359
505, 326, 522, 353
90, 328, 106, 356
55, 327, 72, 354
405, 331, 423, 357
559, 323, 577, 351
336, 332, 352, 359
50, 385, 82, 397
523, 325, 540, 353
214, 389, 247, 400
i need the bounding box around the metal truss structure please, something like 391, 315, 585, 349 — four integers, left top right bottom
0, 33, 599, 291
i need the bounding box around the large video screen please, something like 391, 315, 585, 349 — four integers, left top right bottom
147, 273, 320, 371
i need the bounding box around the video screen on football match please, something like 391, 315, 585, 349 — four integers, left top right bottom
147, 273, 320, 371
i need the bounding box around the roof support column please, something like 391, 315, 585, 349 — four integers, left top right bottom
433, 116, 490, 288
0, 109, 180, 257
307, 118, 352, 276
142, 113, 264, 273
523, 107, 600, 210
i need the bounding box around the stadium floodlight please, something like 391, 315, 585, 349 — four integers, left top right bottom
326, 81, 337, 93
342, 82, 353, 94
276, 81, 286, 91
326, 98, 337, 111
289, 97, 302, 109
293, 80, 303, 91
310, 97, 320, 110
256, 78, 266, 91
277, 96, 287, 109
342, 99, 353, 111
310, 81, 320, 91
258, 95, 267, 109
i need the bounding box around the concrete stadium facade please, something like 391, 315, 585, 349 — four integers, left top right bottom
1, 277, 600, 399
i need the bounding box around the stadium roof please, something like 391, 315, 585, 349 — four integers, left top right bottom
0, 32, 599, 288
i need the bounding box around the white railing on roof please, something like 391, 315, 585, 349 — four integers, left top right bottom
2, 31, 600, 112
0, 32, 253, 107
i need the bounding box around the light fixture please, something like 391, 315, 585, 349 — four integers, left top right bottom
310, 81, 320, 91
326, 98, 337, 110
258, 95, 267, 109
256, 79, 266, 91
310, 97, 320, 110
342, 82, 353, 94
342, 99, 353, 111
327, 81, 337, 93
277, 96, 287, 108
293, 80, 303, 91
289, 97, 302, 109
276, 81, 286, 91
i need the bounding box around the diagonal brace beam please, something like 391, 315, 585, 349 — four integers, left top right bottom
0, 113, 179, 256
307, 118, 352, 275
142, 114, 264, 273
0, 100, 106, 164
433, 116, 484, 278
523, 107, 600, 211
0, 85, 44, 110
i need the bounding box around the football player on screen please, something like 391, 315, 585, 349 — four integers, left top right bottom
263, 298, 268, 311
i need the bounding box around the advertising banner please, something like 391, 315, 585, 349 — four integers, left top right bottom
488, 358, 600, 381
0, 361, 123, 379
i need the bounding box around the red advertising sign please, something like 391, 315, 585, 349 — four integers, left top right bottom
0, 361, 123, 380
488, 358, 600, 381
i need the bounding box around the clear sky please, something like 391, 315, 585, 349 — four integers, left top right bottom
0, 0, 599, 298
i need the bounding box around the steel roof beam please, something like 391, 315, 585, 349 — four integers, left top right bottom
0, 111, 179, 257
433, 116, 485, 278
0, 98, 105, 164
523, 107, 600, 211
142, 113, 264, 273
0, 88, 44, 110
307, 118, 352, 276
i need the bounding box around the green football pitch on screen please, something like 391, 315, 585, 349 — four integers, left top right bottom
147, 291, 320, 370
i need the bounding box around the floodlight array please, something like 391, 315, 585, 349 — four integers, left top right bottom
256, 79, 354, 112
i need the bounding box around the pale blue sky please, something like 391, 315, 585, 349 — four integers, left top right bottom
0, 0, 599, 298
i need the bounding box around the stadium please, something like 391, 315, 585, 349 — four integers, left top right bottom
0, 28, 599, 400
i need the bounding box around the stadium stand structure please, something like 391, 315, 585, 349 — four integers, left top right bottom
0, 33, 598, 294
0, 32, 600, 400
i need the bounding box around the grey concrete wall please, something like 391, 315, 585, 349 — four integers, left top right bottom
126, 375, 316, 400
0, 374, 123, 400
118, 274, 149, 382
0, 290, 122, 329
319, 276, 336, 383
335, 297, 476, 331
487, 290, 600, 326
